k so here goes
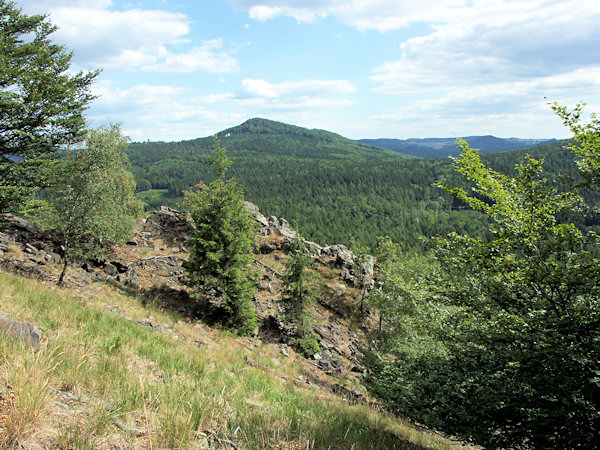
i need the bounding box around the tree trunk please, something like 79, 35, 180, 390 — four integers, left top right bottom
57, 248, 68, 286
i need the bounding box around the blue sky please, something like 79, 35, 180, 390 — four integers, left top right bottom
18, 0, 600, 142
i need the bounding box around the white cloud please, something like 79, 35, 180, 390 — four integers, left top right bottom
88, 77, 356, 141
89, 81, 239, 141
141, 39, 239, 73
226, 0, 477, 31
367, 69, 600, 138
17, 1, 238, 74
370, 1, 600, 95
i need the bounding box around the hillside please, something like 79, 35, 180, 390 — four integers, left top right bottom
357, 136, 556, 158
0, 207, 474, 449
127, 118, 592, 251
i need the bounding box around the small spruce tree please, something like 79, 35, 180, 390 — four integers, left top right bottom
281, 237, 320, 356
183, 138, 258, 335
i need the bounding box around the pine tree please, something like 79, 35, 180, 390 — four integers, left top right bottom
280, 237, 320, 356
0, 1, 98, 214
183, 138, 258, 335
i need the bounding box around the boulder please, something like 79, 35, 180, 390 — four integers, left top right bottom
245, 202, 269, 228
143, 207, 195, 243
304, 241, 323, 255
322, 244, 354, 267
44, 252, 62, 264
104, 262, 118, 276
0, 315, 43, 347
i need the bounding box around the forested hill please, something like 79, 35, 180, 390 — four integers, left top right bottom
358, 136, 556, 158
126, 118, 593, 251
127, 118, 401, 168
216, 118, 404, 160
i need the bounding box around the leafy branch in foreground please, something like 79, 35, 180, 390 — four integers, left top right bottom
552, 102, 600, 193
368, 136, 600, 448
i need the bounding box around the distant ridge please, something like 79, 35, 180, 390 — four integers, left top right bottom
357, 136, 557, 158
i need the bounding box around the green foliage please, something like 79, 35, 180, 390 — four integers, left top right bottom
348, 237, 372, 318
552, 102, 600, 193
42, 125, 141, 284
182, 138, 258, 335
125, 116, 598, 251
0, 1, 98, 214
295, 335, 321, 358
367, 138, 600, 448
367, 237, 442, 356
280, 237, 320, 356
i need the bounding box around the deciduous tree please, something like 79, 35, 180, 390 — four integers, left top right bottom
44, 125, 140, 285
368, 137, 600, 448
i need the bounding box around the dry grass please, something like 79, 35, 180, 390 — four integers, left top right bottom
0, 269, 477, 449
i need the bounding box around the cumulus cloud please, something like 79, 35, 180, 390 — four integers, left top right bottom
226, 0, 474, 30
17, 0, 238, 73
226, 1, 600, 97
141, 39, 238, 73
88, 77, 356, 141
89, 81, 240, 141
370, 1, 600, 94
367, 68, 600, 138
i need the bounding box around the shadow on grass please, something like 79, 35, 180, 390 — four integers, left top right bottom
115, 282, 229, 328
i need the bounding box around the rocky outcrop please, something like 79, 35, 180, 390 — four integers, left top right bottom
0, 214, 63, 263
142, 206, 195, 244
245, 202, 298, 244
1, 204, 375, 385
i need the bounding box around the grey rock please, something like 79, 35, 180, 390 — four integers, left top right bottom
0, 316, 43, 347
24, 243, 39, 255
271, 357, 283, 368
144, 206, 195, 243
304, 241, 322, 255
244, 201, 260, 214
45, 252, 61, 264
245, 202, 269, 227
278, 227, 297, 241
104, 262, 118, 276
340, 267, 355, 285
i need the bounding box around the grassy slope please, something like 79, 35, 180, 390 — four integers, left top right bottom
0, 270, 475, 449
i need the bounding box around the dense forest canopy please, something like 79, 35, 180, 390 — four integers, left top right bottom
126, 118, 599, 251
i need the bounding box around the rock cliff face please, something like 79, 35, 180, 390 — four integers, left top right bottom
0, 204, 375, 385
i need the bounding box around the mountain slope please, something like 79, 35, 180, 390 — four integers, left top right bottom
0, 211, 475, 449
358, 136, 556, 158
126, 119, 589, 251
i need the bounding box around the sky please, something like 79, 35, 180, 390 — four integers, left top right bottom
17, 0, 600, 142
